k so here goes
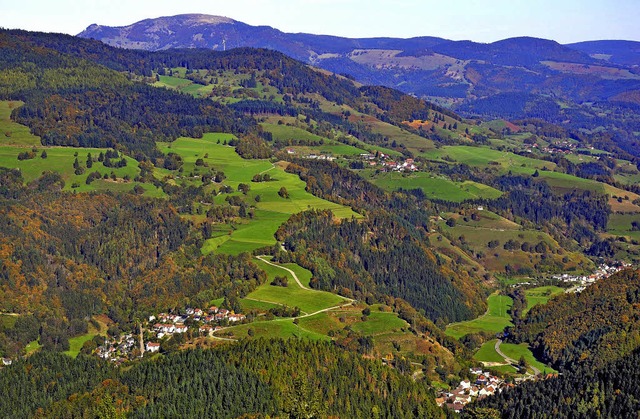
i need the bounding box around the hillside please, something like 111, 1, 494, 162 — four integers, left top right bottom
1, 25, 640, 417
78, 15, 640, 158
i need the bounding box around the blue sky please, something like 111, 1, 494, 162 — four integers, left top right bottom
2, 0, 638, 43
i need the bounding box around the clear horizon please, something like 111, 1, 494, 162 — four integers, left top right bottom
2, 0, 639, 44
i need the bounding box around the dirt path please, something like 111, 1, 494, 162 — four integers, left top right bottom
256, 255, 310, 290
495, 339, 540, 376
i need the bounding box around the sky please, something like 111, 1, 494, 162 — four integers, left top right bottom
1, 0, 639, 43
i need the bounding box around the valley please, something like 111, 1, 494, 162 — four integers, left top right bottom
0, 22, 638, 418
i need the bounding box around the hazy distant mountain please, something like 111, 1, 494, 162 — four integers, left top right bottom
79, 14, 640, 131
566, 40, 640, 67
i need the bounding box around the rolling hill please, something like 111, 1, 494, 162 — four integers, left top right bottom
78, 14, 640, 158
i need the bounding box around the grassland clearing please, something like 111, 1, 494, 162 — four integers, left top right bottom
523, 286, 564, 315
217, 319, 331, 341
445, 293, 513, 339
245, 257, 347, 315
439, 214, 591, 272
421, 145, 556, 172
366, 171, 502, 202
499, 342, 557, 374
474, 339, 504, 363
0, 101, 40, 147
64, 316, 110, 358
159, 133, 358, 254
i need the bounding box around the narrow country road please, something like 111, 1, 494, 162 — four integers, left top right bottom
495, 339, 541, 375
256, 255, 311, 290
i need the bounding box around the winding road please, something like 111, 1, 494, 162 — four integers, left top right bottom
256, 255, 311, 290
494, 339, 540, 376
255, 255, 355, 316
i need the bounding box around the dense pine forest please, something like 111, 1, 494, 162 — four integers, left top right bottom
0, 339, 443, 418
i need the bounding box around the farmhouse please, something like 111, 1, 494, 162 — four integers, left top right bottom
146, 342, 160, 353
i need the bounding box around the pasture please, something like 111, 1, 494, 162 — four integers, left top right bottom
218, 319, 331, 341
421, 145, 556, 172
244, 257, 347, 315
445, 293, 513, 339
523, 286, 564, 315
499, 342, 557, 374
0, 101, 40, 147
367, 171, 502, 202
473, 339, 504, 363
159, 134, 358, 254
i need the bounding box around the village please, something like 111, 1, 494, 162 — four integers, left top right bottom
555, 261, 633, 293
436, 368, 515, 413
95, 306, 247, 363
291, 148, 418, 172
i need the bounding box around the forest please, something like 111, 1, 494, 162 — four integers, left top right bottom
0, 339, 444, 418
508, 269, 640, 371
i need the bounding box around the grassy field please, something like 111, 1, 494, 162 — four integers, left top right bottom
474, 339, 504, 363
64, 316, 110, 358
25, 340, 41, 355
499, 342, 557, 374
445, 293, 513, 339
0, 145, 165, 197
451, 210, 521, 230
350, 311, 408, 335
366, 171, 502, 202
608, 213, 640, 234
64, 333, 97, 358
421, 145, 556, 172
159, 134, 358, 254
523, 286, 564, 315
0, 101, 40, 147
0, 101, 165, 197
439, 212, 592, 273
216, 318, 331, 341
244, 258, 347, 315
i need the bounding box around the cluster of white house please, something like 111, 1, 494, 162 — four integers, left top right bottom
437, 368, 512, 413
96, 333, 137, 362
556, 262, 632, 293
149, 306, 246, 340
359, 153, 418, 172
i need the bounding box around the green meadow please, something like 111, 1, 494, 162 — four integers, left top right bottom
0, 101, 39, 147
523, 286, 564, 315
367, 171, 502, 202
421, 145, 556, 172
158, 134, 358, 254
608, 213, 640, 235
244, 257, 347, 315
350, 311, 408, 335
474, 339, 504, 363
445, 293, 513, 339
499, 342, 557, 374
217, 318, 331, 341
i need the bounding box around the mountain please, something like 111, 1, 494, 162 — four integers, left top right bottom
78, 15, 640, 158
567, 40, 640, 67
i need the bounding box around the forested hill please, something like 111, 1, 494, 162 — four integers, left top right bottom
0, 29, 459, 159
510, 268, 640, 371
466, 344, 640, 418
0, 339, 444, 418
77, 15, 640, 158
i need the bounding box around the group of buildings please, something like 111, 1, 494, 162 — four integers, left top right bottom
437, 368, 513, 413
556, 262, 632, 293
359, 153, 418, 172
95, 306, 247, 362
